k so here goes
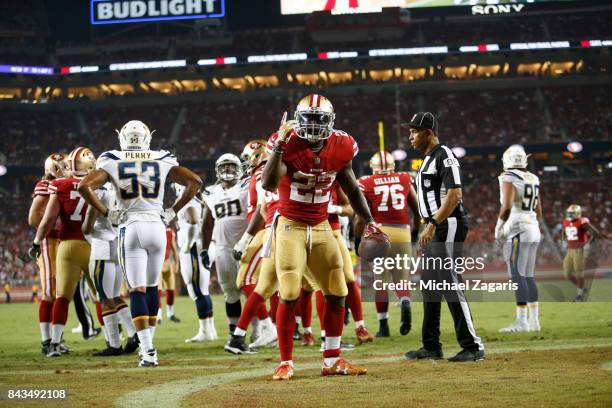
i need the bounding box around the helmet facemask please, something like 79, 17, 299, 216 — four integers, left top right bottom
295, 111, 335, 143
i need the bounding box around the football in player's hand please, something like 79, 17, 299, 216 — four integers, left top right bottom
359, 224, 390, 262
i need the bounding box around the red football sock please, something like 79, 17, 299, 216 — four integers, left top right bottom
276, 302, 296, 362
375, 290, 389, 314
166, 290, 174, 306
315, 290, 325, 330
323, 300, 345, 358
51, 297, 70, 325
95, 301, 104, 326
300, 289, 313, 328
269, 292, 279, 324
237, 292, 265, 331
346, 281, 363, 322
39, 299, 53, 323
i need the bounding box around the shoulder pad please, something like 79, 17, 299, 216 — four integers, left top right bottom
99, 151, 121, 161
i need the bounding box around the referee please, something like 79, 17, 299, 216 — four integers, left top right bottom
402, 112, 485, 362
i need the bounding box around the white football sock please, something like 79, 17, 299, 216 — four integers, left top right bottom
295, 316, 302, 325
528, 302, 539, 321
166, 304, 174, 318
234, 327, 247, 337
51, 324, 64, 344
303, 326, 312, 334
377, 312, 389, 320
354, 320, 364, 329
101, 324, 110, 342
40, 323, 51, 342
577, 287, 585, 296
137, 328, 153, 352
321, 330, 326, 338
149, 325, 156, 340
198, 319, 207, 333
157, 308, 162, 320
516, 306, 528, 321
102, 312, 121, 348
116, 307, 136, 337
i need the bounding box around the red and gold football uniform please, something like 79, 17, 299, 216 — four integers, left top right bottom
160, 228, 176, 291
48, 177, 92, 301
562, 217, 590, 279
32, 180, 59, 300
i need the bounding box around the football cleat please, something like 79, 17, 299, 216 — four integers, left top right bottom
528, 320, 541, 332
169, 315, 181, 323
58, 342, 72, 354
355, 326, 374, 344
376, 319, 390, 338
84, 327, 102, 341
249, 325, 278, 349
224, 335, 257, 355
499, 319, 529, 333
124, 334, 140, 354
272, 362, 294, 381
41, 339, 51, 355
400, 300, 412, 336
93, 346, 123, 357
301, 332, 315, 346
405, 347, 443, 360
138, 349, 158, 367
448, 349, 485, 362
321, 358, 367, 376
46, 343, 62, 358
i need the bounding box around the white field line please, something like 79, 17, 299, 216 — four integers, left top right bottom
114, 341, 612, 408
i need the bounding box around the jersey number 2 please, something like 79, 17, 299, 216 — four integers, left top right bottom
118, 162, 160, 199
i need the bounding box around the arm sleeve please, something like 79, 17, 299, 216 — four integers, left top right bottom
438, 148, 462, 189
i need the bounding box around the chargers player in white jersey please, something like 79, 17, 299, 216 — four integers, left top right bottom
78, 120, 202, 367
82, 183, 139, 356
495, 145, 542, 333
200, 154, 249, 339
173, 183, 218, 343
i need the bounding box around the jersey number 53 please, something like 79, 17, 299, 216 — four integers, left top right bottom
118, 161, 160, 199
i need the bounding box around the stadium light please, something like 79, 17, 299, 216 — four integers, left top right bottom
368, 46, 448, 57
459, 44, 500, 53
510, 41, 570, 50
197, 57, 237, 66
391, 149, 407, 161
567, 141, 583, 153
109, 60, 187, 71
0, 65, 53, 75
247, 53, 307, 63
0, 165, 6, 176
60, 65, 100, 74
317, 51, 358, 60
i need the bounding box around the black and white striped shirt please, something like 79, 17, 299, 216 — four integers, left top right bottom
415, 144, 466, 222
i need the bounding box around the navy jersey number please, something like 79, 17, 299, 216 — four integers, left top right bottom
118, 161, 161, 199
522, 184, 540, 211
214, 199, 242, 218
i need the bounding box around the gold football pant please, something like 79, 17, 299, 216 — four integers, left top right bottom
275, 216, 347, 300
380, 225, 412, 282
564, 248, 584, 279
160, 259, 176, 291
254, 228, 278, 299
236, 228, 266, 289
37, 238, 58, 300
56, 240, 91, 301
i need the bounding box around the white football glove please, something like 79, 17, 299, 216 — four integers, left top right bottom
108, 209, 124, 226
161, 208, 176, 226
233, 232, 254, 261
327, 203, 342, 215
494, 218, 506, 241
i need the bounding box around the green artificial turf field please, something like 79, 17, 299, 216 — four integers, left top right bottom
0, 295, 611, 407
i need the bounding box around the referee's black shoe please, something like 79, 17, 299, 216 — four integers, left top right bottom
448, 349, 485, 362
405, 347, 443, 360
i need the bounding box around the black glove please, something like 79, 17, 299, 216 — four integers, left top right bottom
354, 237, 361, 257
29, 242, 41, 259
232, 249, 242, 261
200, 249, 210, 269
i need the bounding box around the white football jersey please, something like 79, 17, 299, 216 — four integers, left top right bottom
91, 184, 117, 241
97, 150, 178, 224
498, 169, 540, 233
176, 196, 202, 247
203, 179, 249, 248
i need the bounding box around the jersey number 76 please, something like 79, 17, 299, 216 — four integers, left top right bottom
118, 161, 160, 199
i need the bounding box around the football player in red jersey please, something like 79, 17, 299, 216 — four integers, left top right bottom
28, 153, 66, 354
262, 94, 386, 380
562, 204, 611, 301
356, 151, 419, 337
30, 147, 96, 357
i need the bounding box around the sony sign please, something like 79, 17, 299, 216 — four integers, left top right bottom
91, 0, 225, 24
472, 4, 525, 15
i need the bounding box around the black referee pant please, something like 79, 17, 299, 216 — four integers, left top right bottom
421, 218, 483, 352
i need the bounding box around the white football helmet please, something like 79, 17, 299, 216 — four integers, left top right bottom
502, 145, 528, 170
294, 94, 335, 143
215, 153, 242, 182
117, 120, 152, 151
